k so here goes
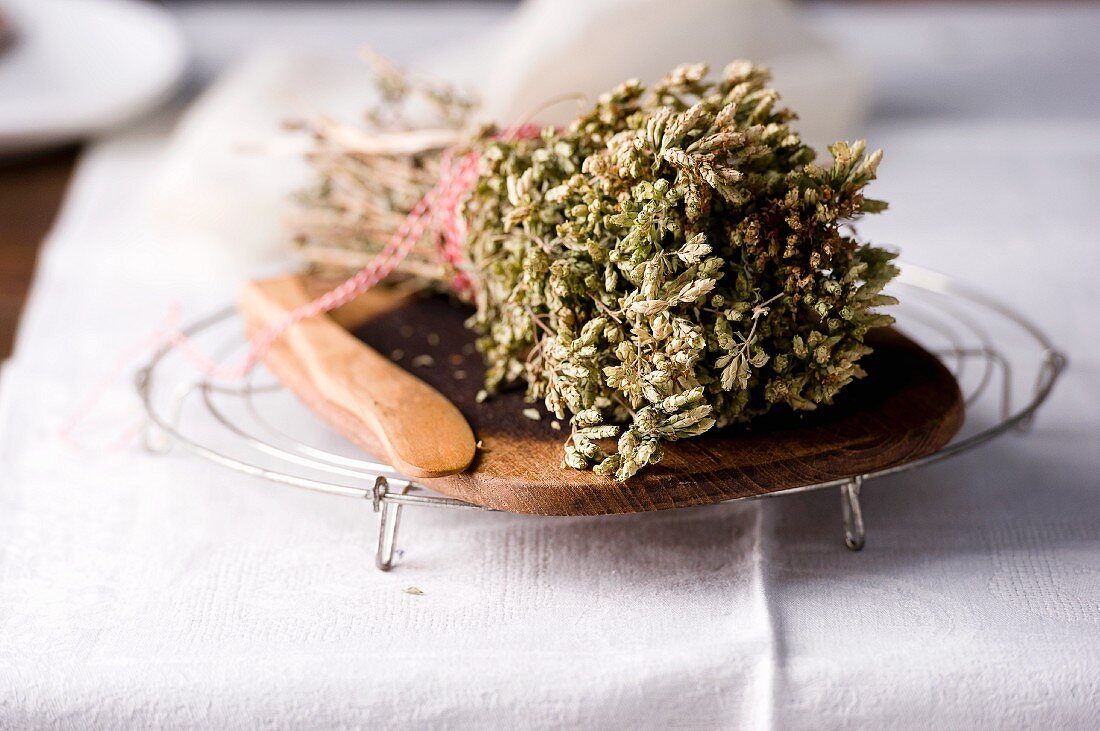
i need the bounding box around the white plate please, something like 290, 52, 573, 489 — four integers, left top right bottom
0, 0, 187, 155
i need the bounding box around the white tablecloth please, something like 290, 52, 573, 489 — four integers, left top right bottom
2, 3, 1099, 728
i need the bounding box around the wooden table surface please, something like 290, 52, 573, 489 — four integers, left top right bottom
0, 148, 78, 360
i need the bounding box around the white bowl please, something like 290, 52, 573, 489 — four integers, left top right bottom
0, 0, 187, 155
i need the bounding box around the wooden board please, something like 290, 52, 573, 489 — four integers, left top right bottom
252, 278, 965, 516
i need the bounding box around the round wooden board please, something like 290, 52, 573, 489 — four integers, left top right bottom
319, 290, 962, 516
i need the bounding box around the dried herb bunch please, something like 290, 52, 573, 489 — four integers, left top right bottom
293, 59, 898, 480
463, 62, 898, 479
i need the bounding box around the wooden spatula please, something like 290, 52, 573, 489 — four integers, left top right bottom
239, 275, 476, 478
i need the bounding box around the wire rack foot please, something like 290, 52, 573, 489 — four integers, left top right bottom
840, 477, 865, 551
373, 477, 406, 571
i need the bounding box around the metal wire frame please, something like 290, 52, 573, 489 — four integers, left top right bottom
135, 264, 1066, 570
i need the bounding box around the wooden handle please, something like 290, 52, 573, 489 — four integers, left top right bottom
239, 275, 476, 478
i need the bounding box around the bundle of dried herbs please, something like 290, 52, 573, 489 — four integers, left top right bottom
294, 60, 898, 480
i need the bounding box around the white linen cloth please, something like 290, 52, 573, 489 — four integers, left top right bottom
2, 3, 1100, 728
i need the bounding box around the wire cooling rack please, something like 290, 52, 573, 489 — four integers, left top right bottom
136, 264, 1066, 570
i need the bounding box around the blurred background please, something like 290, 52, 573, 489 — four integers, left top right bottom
2, 4, 1099, 724
1, 0, 1098, 359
